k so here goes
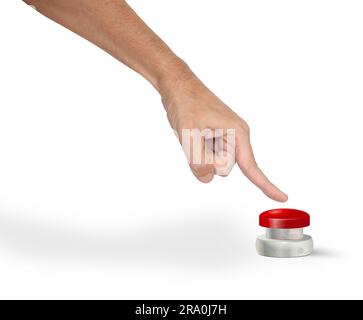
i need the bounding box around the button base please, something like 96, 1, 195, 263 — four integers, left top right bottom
256, 234, 313, 258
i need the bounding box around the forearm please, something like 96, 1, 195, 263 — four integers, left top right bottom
24, 0, 190, 94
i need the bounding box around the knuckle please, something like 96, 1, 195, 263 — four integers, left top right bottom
235, 121, 250, 137
240, 121, 250, 134
190, 164, 213, 176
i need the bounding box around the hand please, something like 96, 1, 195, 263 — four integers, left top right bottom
22, 1, 287, 202
160, 70, 288, 202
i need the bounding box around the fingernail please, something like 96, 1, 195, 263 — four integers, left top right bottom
279, 193, 289, 202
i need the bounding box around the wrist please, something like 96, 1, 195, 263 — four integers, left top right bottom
155, 58, 195, 99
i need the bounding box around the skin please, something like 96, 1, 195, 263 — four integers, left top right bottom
23, 0, 288, 202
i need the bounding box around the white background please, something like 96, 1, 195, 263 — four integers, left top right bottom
0, 0, 362, 299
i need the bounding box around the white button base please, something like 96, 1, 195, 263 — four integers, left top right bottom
256, 234, 313, 258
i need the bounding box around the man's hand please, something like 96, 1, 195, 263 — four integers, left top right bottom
23, 0, 287, 202
161, 70, 288, 202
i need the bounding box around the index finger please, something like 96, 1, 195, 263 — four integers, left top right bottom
236, 133, 288, 202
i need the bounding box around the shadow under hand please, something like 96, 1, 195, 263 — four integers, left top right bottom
0, 212, 249, 270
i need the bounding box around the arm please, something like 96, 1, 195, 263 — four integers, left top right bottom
23, 0, 288, 202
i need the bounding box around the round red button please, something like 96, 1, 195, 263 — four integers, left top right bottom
259, 208, 310, 229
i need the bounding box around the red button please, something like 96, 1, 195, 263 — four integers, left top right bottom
259, 208, 310, 229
